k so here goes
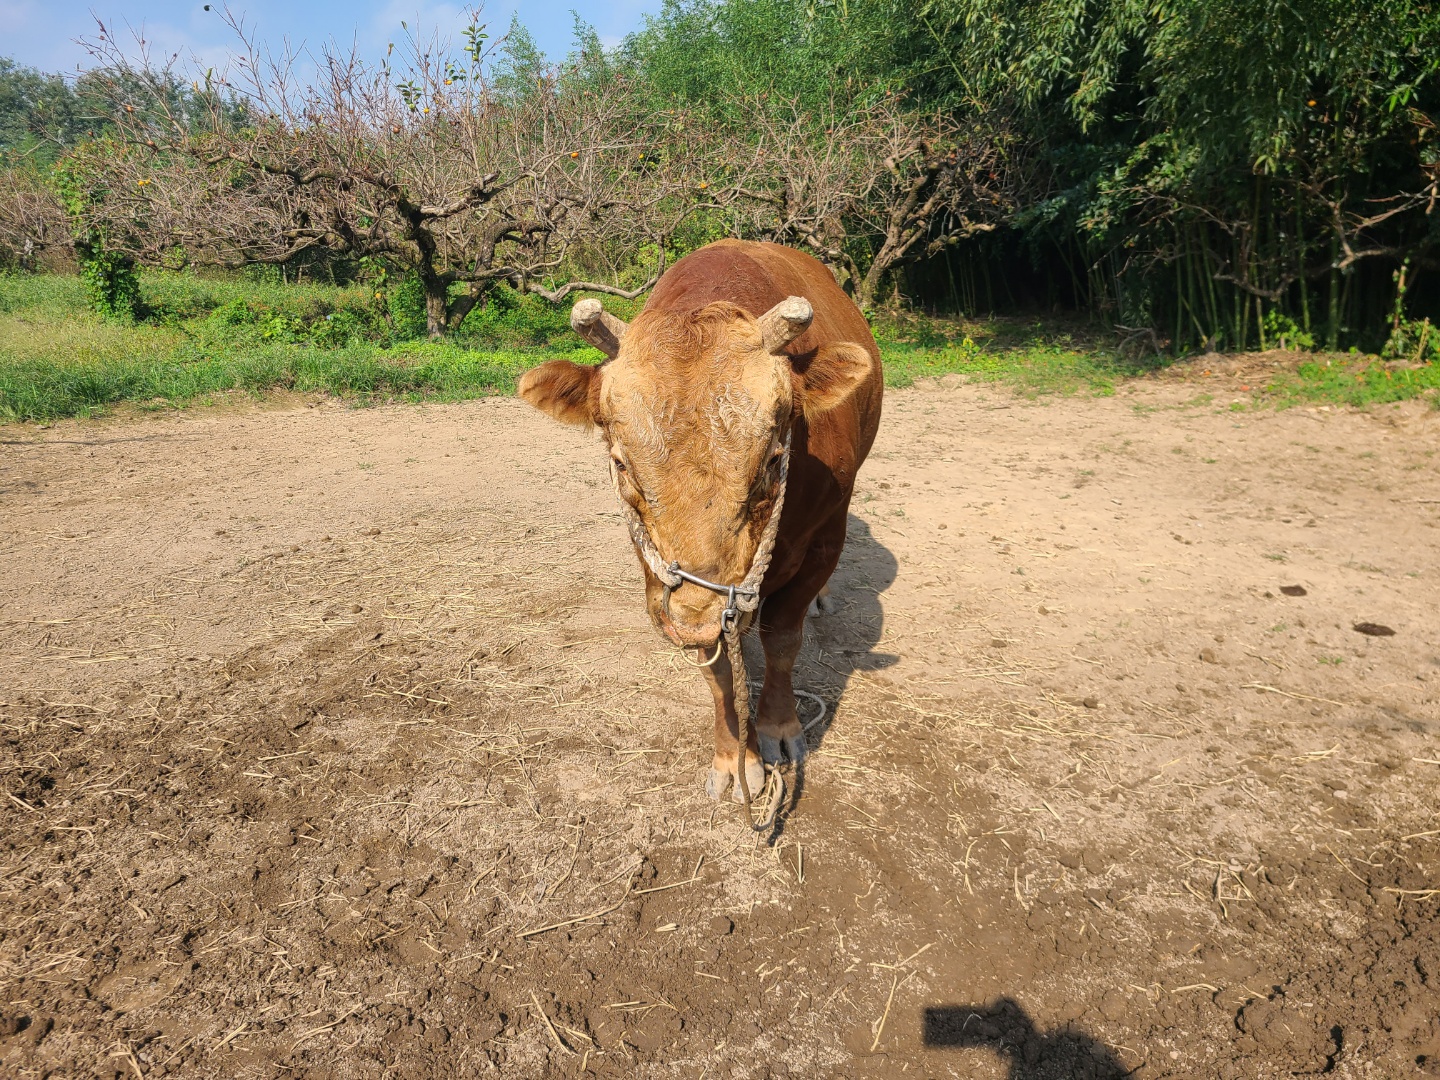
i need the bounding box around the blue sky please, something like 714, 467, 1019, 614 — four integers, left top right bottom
1, 1, 663, 76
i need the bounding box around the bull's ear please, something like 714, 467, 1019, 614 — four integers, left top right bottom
795, 341, 876, 418
518, 360, 598, 427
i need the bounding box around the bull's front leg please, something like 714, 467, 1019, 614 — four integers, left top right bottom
755, 618, 808, 765
698, 644, 764, 802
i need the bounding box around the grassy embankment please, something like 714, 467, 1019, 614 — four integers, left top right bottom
2, 272, 1437, 422
0, 273, 560, 422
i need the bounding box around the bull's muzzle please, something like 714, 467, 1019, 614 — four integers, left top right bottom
659, 612, 725, 650
657, 569, 750, 649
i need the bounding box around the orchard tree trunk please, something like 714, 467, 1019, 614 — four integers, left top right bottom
424, 278, 449, 340
853, 263, 885, 312
422, 277, 488, 338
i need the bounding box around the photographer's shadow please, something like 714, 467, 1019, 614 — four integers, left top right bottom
923, 998, 1132, 1080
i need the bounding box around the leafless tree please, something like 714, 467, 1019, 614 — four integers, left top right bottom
72, 14, 1021, 325
0, 167, 69, 270
726, 94, 1020, 309
80, 9, 711, 336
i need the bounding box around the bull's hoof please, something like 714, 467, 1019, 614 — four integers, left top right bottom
707, 758, 766, 801
757, 732, 783, 764
705, 768, 732, 800
732, 756, 766, 803
760, 732, 808, 764
807, 588, 837, 617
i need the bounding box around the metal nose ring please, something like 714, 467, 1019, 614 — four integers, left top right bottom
660, 565, 748, 632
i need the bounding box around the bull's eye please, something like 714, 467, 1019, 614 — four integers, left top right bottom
612, 457, 627, 473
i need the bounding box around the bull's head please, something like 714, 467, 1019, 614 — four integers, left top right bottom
519, 296, 873, 648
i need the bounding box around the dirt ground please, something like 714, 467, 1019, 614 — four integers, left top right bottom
2, 373, 1438, 1079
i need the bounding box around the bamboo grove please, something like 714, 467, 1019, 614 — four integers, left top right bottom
625, 0, 1440, 354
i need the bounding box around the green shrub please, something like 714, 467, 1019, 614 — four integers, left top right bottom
309, 308, 377, 348
75, 247, 140, 321
1381, 317, 1440, 365
1262, 311, 1315, 351
208, 298, 256, 328
389, 273, 428, 340
54, 149, 142, 322
457, 283, 567, 347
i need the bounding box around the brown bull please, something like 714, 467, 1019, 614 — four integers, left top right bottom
518, 240, 883, 800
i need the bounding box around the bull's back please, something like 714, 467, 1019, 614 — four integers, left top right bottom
645, 241, 882, 458
647, 241, 871, 355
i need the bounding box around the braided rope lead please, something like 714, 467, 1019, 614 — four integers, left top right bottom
727, 619, 785, 831
610, 431, 794, 831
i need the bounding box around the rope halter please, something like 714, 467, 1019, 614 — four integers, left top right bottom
609, 429, 793, 637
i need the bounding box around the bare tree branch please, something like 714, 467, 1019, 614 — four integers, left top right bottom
77, 7, 713, 336
724, 93, 1020, 308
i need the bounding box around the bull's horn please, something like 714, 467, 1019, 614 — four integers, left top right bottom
571, 298, 628, 358
758, 296, 814, 352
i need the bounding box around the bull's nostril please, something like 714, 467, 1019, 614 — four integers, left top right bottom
659, 611, 723, 649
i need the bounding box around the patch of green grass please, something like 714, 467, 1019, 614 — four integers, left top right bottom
0, 274, 187, 369
1262, 355, 1440, 409
0, 339, 554, 422
4, 269, 1158, 420
877, 336, 1154, 397
1345, 561, 1386, 575
25, 269, 1436, 422
0, 270, 606, 422
872, 312, 1163, 397
0, 272, 90, 316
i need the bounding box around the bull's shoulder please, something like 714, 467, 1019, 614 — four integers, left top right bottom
741, 242, 835, 287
